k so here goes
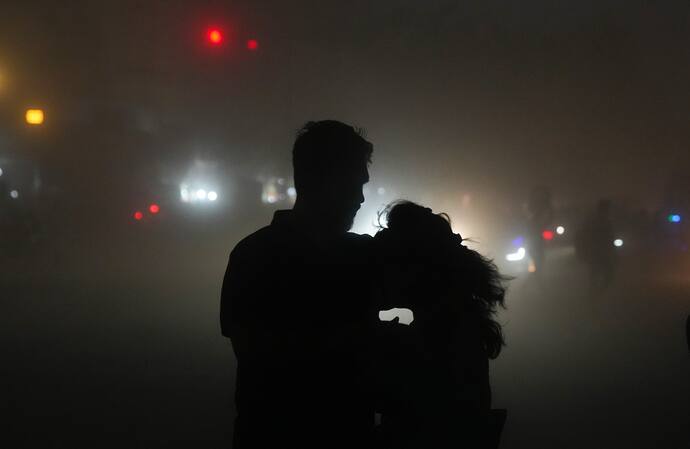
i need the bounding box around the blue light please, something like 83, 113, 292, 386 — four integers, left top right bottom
512, 236, 524, 247
669, 214, 681, 223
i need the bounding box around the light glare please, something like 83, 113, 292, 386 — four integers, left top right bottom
208, 29, 223, 44
506, 247, 526, 262
25, 109, 44, 125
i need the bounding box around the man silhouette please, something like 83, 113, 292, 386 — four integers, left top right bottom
221, 121, 374, 449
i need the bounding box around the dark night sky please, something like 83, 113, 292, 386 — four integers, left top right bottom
1, 0, 688, 211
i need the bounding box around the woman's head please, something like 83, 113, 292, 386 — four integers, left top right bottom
374, 201, 507, 358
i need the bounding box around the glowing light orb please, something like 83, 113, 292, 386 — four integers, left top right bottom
287, 187, 297, 197
556, 226, 565, 235
208, 29, 223, 45
207, 191, 218, 201
149, 204, 160, 214
247, 39, 259, 50
25, 109, 44, 125
196, 189, 207, 200
134, 211, 143, 220
613, 238, 624, 247
668, 214, 681, 223
0, 167, 3, 177
10, 190, 19, 199
542, 230, 554, 241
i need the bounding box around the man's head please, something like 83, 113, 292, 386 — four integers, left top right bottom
292, 120, 372, 232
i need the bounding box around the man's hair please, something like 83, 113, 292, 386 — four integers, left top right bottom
292, 120, 373, 194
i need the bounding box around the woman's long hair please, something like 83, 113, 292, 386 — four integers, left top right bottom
376, 201, 508, 359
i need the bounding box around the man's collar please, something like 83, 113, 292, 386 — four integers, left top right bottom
271, 209, 345, 244
271, 209, 295, 227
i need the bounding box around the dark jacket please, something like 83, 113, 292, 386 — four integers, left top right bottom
221, 210, 375, 449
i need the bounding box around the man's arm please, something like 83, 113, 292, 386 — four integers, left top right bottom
220, 241, 259, 358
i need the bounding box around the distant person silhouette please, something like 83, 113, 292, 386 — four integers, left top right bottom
576, 199, 616, 292
220, 121, 375, 449
526, 185, 554, 274
372, 202, 508, 449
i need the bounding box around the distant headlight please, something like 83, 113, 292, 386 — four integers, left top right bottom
506, 247, 526, 262
180, 184, 219, 204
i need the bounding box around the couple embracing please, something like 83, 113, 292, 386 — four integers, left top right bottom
221, 120, 507, 449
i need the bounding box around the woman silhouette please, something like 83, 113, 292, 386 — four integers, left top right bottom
373, 201, 507, 449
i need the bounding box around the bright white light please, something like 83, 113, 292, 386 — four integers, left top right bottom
613, 238, 624, 247
196, 189, 207, 200
10, 190, 19, 199
180, 187, 190, 202
207, 191, 218, 201
287, 187, 297, 197
378, 308, 414, 325
556, 226, 565, 235
377, 187, 386, 195
506, 247, 526, 262
0, 167, 3, 176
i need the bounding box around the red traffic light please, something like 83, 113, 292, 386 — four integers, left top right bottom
247, 39, 259, 51
207, 28, 223, 45
542, 230, 554, 241
134, 211, 143, 221
149, 204, 160, 214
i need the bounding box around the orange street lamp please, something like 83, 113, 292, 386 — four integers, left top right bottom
25, 108, 44, 125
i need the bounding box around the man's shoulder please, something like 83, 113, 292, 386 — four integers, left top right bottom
345, 231, 373, 241
344, 231, 374, 249
231, 224, 281, 259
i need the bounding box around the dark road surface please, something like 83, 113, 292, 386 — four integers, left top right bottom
2, 237, 689, 448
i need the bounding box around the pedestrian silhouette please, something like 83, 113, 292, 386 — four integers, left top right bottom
526, 185, 554, 274
220, 120, 375, 449
372, 201, 508, 449
575, 199, 616, 292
